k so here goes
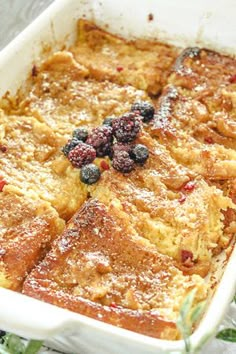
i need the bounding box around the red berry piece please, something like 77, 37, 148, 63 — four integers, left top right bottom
32, 65, 38, 77
0, 180, 7, 192
229, 74, 236, 83
0, 145, 7, 153
178, 194, 186, 204
181, 250, 194, 267
100, 160, 110, 171
110, 302, 118, 308
116, 66, 124, 72
204, 137, 214, 144
112, 151, 135, 173
86, 126, 113, 157
68, 142, 96, 168
112, 112, 141, 143
183, 181, 195, 192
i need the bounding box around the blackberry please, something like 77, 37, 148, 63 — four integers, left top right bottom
110, 142, 132, 159
86, 126, 113, 157
80, 164, 101, 184
62, 138, 80, 157
112, 112, 141, 143
68, 142, 96, 168
102, 117, 114, 127
131, 101, 155, 122
112, 151, 135, 173
130, 144, 149, 164
72, 128, 88, 142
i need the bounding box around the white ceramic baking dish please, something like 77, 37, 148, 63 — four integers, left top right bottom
0, 0, 235, 353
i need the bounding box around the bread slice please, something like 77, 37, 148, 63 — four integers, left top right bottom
23, 199, 207, 340
149, 85, 236, 180
90, 133, 234, 277
168, 48, 236, 148
0, 110, 87, 219
16, 51, 148, 138
70, 19, 179, 95
0, 191, 64, 291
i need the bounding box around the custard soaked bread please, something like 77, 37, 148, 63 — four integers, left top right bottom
90, 132, 234, 277
0, 191, 64, 291
70, 19, 179, 95
149, 85, 236, 181
0, 110, 87, 220
168, 47, 236, 150
17, 51, 148, 138
23, 199, 207, 340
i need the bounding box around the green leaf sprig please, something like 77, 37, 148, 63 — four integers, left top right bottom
216, 328, 236, 342
177, 289, 206, 353
0, 333, 43, 354
216, 292, 236, 343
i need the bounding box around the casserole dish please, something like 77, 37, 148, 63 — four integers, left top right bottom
0, 0, 235, 353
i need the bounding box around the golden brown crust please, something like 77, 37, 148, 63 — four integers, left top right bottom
0, 191, 64, 291
90, 149, 233, 277
70, 19, 179, 96
23, 199, 207, 339
16, 51, 148, 138
0, 110, 87, 220
149, 85, 236, 181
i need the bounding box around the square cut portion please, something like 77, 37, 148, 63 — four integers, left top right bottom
16, 51, 148, 138
0, 191, 64, 291
90, 132, 234, 277
23, 199, 207, 340
168, 48, 236, 149
149, 86, 236, 181
70, 19, 179, 96
0, 110, 87, 220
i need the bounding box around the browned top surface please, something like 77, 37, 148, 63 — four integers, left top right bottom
90, 132, 233, 277
0, 110, 87, 220
0, 191, 64, 290
150, 85, 236, 181
16, 51, 148, 138
70, 19, 179, 96
23, 199, 206, 339
168, 48, 236, 147
169, 47, 236, 94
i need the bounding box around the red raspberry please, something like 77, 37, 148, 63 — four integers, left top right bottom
68, 142, 96, 168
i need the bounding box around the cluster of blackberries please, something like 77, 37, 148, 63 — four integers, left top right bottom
62, 100, 155, 184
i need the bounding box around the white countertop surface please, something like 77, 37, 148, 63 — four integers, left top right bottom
0, 1, 235, 353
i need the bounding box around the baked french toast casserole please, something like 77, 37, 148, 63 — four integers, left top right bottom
0, 19, 235, 340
